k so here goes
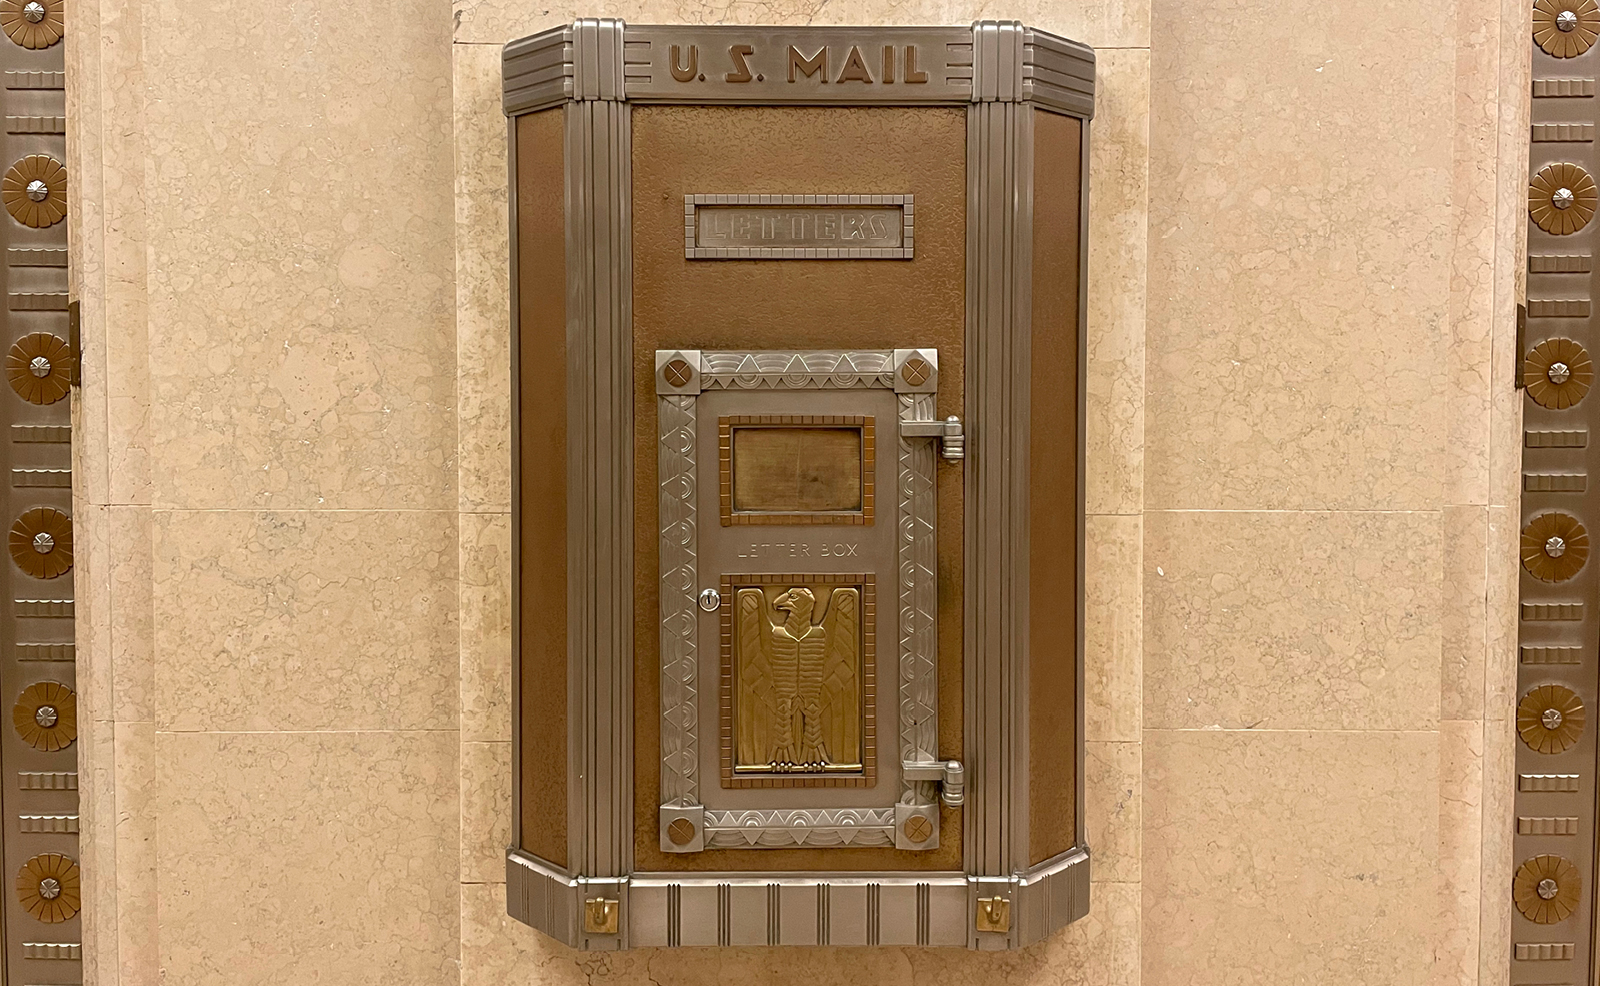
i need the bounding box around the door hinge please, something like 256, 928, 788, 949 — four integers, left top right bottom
899, 415, 964, 461
902, 759, 965, 807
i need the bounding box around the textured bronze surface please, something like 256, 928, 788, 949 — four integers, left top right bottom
5, 330, 68, 404
0, 0, 60, 50
1536, 0, 1600, 57
1522, 512, 1590, 582
8, 505, 68, 578
632, 104, 967, 873
720, 573, 875, 789
1, 153, 61, 227
720, 415, 872, 525
1531, 162, 1597, 235
1515, 853, 1583, 923
1028, 108, 1083, 866
515, 108, 569, 867
12, 680, 72, 752
1518, 683, 1586, 754
15, 853, 76, 923
1525, 337, 1593, 408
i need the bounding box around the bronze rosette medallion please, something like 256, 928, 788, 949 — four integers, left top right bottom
1, 154, 64, 229
1518, 683, 1586, 754
8, 506, 70, 579
1525, 337, 1593, 409
0, 0, 62, 50
13, 680, 74, 752
6, 331, 70, 405
16, 852, 78, 923
1522, 512, 1590, 582
1515, 854, 1583, 924
1530, 162, 1598, 235
1535, 0, 1600, 57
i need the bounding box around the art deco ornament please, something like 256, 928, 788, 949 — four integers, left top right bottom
7, 331, 71, 404
1522, 512, 1591, 581
1526, 337, 1593, 408
0, 0, 61, 49
13, 680, 74, 752
1530, 162, 1597, 234
1518, 683, 1586, 754
1, 154, 64, 228
9, 506, 70, 579
1515, 854, 1583, 923
16, 853, 78, 923
1535, 0, 1600, 56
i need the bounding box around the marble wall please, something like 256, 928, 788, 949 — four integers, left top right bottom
66, 0, 1528, 984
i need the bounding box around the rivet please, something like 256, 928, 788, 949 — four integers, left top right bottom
33, 704, 55, 728
21, 1, 44, 24
1554, 187, 1577, 210
1558, 8, 1580, 31
23, 178, 47, 203
31, 531, 52, 554
1549, 361, 1573, 385
1539, 877, 1562, 899
28, 355, 49, 379
1544, 707, 1566, 731
36, 876, 59, 900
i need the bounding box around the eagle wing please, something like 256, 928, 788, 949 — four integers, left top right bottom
817, 587, 862, 766
735, 588, 777, 768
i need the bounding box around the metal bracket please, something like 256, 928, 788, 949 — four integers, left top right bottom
902, 759, 965, 807
900, 416, 965, 461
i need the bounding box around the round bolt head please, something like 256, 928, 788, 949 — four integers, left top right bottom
23, 179, 48, 203
27, 355, 49, 379
697, 588, 721, 612
1547, 535, 1568, 558
1554, 187, 1577, 210
666, 818, 696, 846
33, 704, 56, 728
36, 876, 59, 900
31, 531, 52, 554
1539, 877, 1562, 900
21, 1, 44, 23
1544, 707, 1566, 731
1549, 361, 1573, 385
1559, 8, 1580, 30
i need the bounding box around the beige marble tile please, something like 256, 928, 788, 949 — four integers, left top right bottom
152, 510, 459, 731
1484, 505, 1518, 723
1477, 715, 1516, 985
1086, 741, 1139, 883
1487, 0, 1530, 515
158, 731, 460, 986
462, 512, 512, 743
1086, 48, 1148, 518
111, 504, 155, 724
1146, 0, 1453, 511
452, 2, 1149, 50
140, 0, 457, 510
75, 702, 115, 986
77, 504, 114, 726
116, 721, 160, 986
1145, 510, 1442, 731
1441, 505, 1486, 722
463, 741, 512, 883
1437, 720, 1482, 986
1086, 514, 1141, 742
455, 42, 513, 514
1143, 730, 1436, 986
463, 880, 1140, 985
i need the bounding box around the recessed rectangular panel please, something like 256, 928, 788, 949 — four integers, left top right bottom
686, 194, 913, 259
720, 415, 873, 526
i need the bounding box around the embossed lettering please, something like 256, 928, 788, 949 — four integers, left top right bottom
836, 45, 873, 83
671, 44, 699, 83
904, 44, 928, 83
788, 45, 827, 82
726, 43, 755, 83
882, 44, 895, 83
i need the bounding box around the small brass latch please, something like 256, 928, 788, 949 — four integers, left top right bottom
976, 896, 1011, 933
583, 897, 619, 935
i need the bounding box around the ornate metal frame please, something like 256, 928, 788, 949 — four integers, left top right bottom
655, 349, 942, 853
505, 17, 1094, 951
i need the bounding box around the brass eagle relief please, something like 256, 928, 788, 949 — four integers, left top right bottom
733, 584, 864, 776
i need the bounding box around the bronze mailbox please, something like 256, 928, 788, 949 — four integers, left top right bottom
503, 19, 1092, 950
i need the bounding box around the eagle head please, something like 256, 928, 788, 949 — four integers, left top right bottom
774, 587, 816, 619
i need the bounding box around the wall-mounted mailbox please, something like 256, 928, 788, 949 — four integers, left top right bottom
503, 18, 1092, 950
